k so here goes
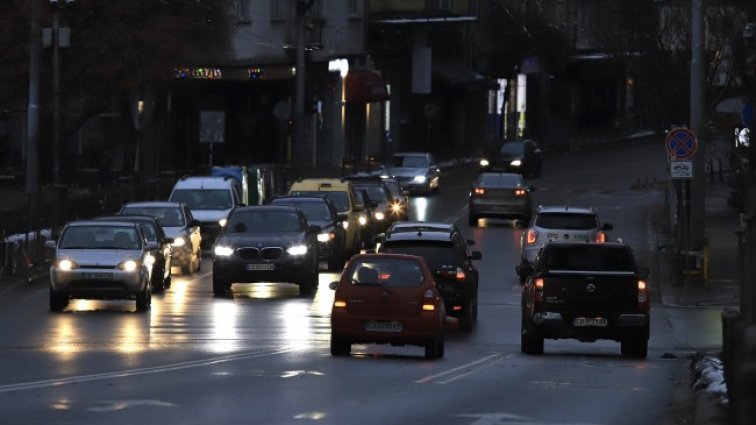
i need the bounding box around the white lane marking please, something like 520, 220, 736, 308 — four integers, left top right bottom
415, 353, 508, 384
0, 347, 293, 394
457, 413, 604, 425
88, 400, 175, 412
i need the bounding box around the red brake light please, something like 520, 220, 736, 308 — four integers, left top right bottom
473, 188, 486, 195
638, 280, 648, 305
526, 229, 537, 244
534, 278, 544, 302
456, 267, 466, 281
535, 278, 544, 289
596, 232, 606, 243
379, 273, 391, 281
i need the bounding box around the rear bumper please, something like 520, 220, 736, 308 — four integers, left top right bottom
469, 200, 528, 217
331, 312, 443, 345
531, 311, 650, 341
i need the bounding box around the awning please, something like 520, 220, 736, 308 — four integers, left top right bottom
433, 62, 494, 89
345, 69, 389, 103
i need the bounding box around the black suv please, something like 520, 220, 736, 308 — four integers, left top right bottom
376, 221, 482, 332
211, 205, 321, 297
480, 139, 542, 178
268, 194, 347, 271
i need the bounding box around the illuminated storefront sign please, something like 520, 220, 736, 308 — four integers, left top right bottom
175, 67, 223, 79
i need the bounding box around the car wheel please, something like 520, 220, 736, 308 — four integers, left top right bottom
330, 335, 351, 356
521, 311, 544, 355
621, 338, 648, 359
49, 286, 68, 312
458, 296, 475, 332
213, 275, 230, 297
164, 275, 172, 289
424, 336, 444, 359
136, 282, 151, 312
151, 269, 165, 294
468, 215, 478, 227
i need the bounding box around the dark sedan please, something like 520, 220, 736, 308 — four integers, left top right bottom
480, 139, 542, 178
211, 205, 321, 297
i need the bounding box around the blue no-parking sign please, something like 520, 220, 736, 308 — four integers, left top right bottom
665, 128, 698, 159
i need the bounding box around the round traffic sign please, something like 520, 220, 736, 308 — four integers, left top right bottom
665, 128, 698, 159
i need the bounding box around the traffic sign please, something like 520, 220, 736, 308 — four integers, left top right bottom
670, 160, 693, 179
665, 127, 698, 159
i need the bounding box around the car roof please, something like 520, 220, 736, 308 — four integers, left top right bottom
383, 229, 454, 243
173, 176, 236, 189
233, 204, 300, 213
392, 152, 430, 157
65, 220, 140, 228
389, 221, 455, 233
348, 252, 426, 263
97, 215, 158, 224
290, 178, 351, 190
122, 201, 184, 208
536, 205, 596, 215
271, 194, 330, 201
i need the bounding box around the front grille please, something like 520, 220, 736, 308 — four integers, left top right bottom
261, 247, 283, 260
237, 247, 259, 260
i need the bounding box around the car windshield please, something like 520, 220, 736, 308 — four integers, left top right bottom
500, 142, 525, 155
477, 173, 523, 187
227, 210, 302, 233
382, 180, 402, 198
390, 155, 428, 168
170, 189, 231, 210
347, 258, 424, 288
379, 240, 458, 269
59, 225, 141, 250
290, 190, 350, 212
122, 206, 185, 227
271, 199, 332, 220
352, 184, 389, 203
543, 246, 633, 271
535, 213, 598, 230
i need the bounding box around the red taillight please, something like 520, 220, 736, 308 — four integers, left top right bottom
379, 273, 391, 281
596, 232, 606, 243
638, 280, 648, 305
526, 229, 537, 244
456, 267, 466, 281
473, 188, 486, 195
514, 188, 526, 197
535, 278, 544, 302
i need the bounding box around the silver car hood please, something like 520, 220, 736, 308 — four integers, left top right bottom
56, 249, 142, 267
385, 167, 427, 178
191, 209, 230, 223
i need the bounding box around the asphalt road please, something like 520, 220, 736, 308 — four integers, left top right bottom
0, 139, 723, 425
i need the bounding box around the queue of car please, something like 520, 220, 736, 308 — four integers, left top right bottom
46, 145, 650, 360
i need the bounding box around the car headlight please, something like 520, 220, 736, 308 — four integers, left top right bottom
214, 245, 234, 257
317, 232, 335, 243
143, 254, 155, 266
57, 259, 77, 271
413, 175, 427, 183
341, 221, 349, 230
375, 212, 385, 221
479, 159, 490, 167
172, 237, 186, 247
118, 260, 139, 272
287, 245, 308, 256
219, 218, 228, 227
358, 215, 368, 226
510, 159, 522, 167
380, 174, 389, 179
391, 203, 403, 213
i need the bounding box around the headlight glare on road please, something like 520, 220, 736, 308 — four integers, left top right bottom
57, 259, 77, 271
214, 245, 234, 257
172, 237, 186, 247
510, 159, 522, 167
287, 245, 308, 256
118, 260, 139, 272
413, 175, 427, 183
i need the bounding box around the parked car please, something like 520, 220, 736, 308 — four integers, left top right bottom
119, 201, 202, 275
95, 215, 173, 292
519, 241, 650, 358
268, 194, 348, 271
329, 253, 446, 359
168, 176, 244, 250
376, 221, 481, 332
480, 139, 542, 178
211, 205, 321, 296
468, 172, 535, 226
380, 152, 441, 195
519, 205, 613, 283
49, 220, 153, 312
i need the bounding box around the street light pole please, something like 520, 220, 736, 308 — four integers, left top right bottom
26, 0, 41, 259
293, 0, 316, 173
689, 0, 705, 251
52, 6, 60, 185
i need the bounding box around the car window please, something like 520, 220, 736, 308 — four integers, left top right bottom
271, 199, 332, 220
478, 173, 522, 187
390, 155, 428, 168
138, 223, 158, 241
543, 246, 633, 271
347, 258, 424, 288
379, 240, 459, 268
60, 225, 141, 250
170, 189, 232, 210
500, 142, 524, 155
383, 180, 402, 198
353, 184, 388, 203
290, 190, 350, 212
122, 206, 185, 227
227, 210, 302, 233
534, 213, 598, 230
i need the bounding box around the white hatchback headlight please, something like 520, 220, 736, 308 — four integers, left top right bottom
413, 175, 427, 183
118, 260, 139, 272
172, 237, 186, 247
287, 245, 308, 256
57, 259, 77, 271
214, 245, 234, 257
510, 159, 522, 167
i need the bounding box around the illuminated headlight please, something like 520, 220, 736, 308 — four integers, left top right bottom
218, 218, 227, 227
375, 212, 385, 221
287, 245, 308, 256
391, 203, 402, 213
214, 245, 234, 257
413, 175, 427, 183
341, 221, 349, 230
479, 159, 490, 167
317, 232, 334, 242
380, 174, 389, 179
143, 254, 155, 266
57, 259, 77, 271
172, 237, 186, 247
118, 260, 139, 272
510, 159, 522, 167
358, 215, 368, 226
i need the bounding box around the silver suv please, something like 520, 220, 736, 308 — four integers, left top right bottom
517, 205, 612, 282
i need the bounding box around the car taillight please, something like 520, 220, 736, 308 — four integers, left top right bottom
333, 300, 347, 309
514, 188, 526, 197
596, 232, 606, 243
535, 278, 544, 302
473, 188, 485, 196
637, 280, 648, 306
422, 304, 436, 311
526, 229, 537, 244
456, 267, 466, 281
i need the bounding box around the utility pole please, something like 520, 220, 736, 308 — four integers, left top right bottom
293, 0, 316, 173
689, 0, 705, 251
26, 0, 41, 258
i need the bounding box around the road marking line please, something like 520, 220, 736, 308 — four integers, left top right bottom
0, 347, 293, 394
415, 353, 508, 384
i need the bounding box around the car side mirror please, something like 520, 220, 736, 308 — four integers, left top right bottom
163, 237, 175, 245
44, 240, 57, 250
190, 219, 201, 227
637, 267, 650, 279
328, 281, 339, 290
373, 234, 384, 244
145, 241, 159, 250
516, 264, 533, 279
602, 223, 614, 231
470, 251, 482, 261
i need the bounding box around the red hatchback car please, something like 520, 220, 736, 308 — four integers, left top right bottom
329, 253, 446, 359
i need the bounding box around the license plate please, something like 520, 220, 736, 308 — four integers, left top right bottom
573, 317, 608, 327
84, 272, 113, 280
246, 263, 275, 271
364, 320, 403, 333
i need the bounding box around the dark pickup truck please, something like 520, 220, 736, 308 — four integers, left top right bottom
518, 241, 650, 358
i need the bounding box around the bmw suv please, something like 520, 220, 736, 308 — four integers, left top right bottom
376, 221, 482, 332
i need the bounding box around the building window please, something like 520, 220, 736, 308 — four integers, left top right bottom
236, 0, 251, 24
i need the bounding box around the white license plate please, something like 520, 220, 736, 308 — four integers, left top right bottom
246, 263, 275, 271
364, 320, 403, 333
83, 272, 113, 280
573, 317, 608, 327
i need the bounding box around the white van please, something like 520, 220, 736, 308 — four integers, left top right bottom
168, 176, 243, 250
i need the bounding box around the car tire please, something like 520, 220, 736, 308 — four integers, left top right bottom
521, 311, 544, 355
330, 335, 351, 356
424, 336, 444, 359
213, 276, 230, 297
458, 296, 475, 333
136, 282, 151, 312
620, 338, 648, 359
49, 286, 69, 312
